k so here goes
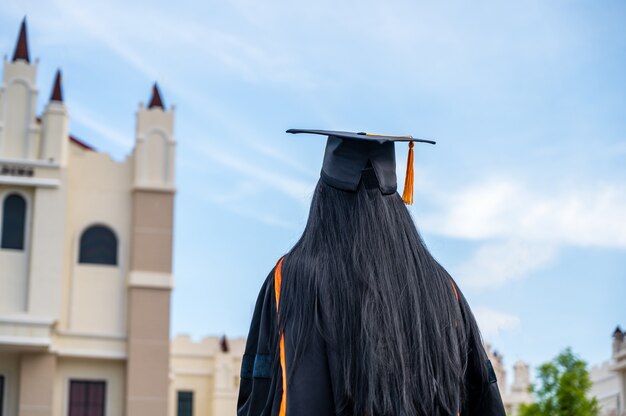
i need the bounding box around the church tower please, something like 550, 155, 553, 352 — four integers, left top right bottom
125, 83, 176, 416
39, 69, 69, 164
1, 17, 178, 415
0, 17, 41, 160
133, 83, 175, 189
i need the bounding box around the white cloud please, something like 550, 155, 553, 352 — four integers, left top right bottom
421, 178, 626, 249
457, 240, 557, 289
418, 177, 626, 289
47, 0, 318, 89
473, 306, 521, 338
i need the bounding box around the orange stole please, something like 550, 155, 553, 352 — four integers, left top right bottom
274, 258, 287, 416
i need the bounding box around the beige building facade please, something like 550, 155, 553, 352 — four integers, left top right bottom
0, 19, 175, 416
168, 336, 245, 416
484, 344, 533, 416
589, 326, 626, 416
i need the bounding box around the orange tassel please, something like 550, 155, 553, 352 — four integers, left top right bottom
402, 141, 414, 205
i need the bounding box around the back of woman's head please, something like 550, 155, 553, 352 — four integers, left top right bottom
281, 168, 485, 416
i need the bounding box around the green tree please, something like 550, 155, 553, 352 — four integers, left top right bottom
519, 347, 599, 416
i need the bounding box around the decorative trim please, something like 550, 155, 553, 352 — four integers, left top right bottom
0, 157, 59, 168
128, 271, 174, 289
0, 176, 59, 188
253, 354, 272, 379
0, 335, 51, 347
0, 314, 55, 326
5, 77, 36, 92
51, 347, 127, 360
55, 330, 126, 340
42, 102, 67, 116
240, 354, 254, 379
132, 185, 176, 193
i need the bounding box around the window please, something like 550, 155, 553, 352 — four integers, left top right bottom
68, 380, 105, 416
177, 391, 193, 416
0, 375, 4, 416
78, 225, 117, 265
1, 193, 26, 250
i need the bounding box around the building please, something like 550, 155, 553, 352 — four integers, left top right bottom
591, 360, 621, 415
0, 18, 176, 416
590, 326, 626, 416
168, 335, 245, 416
486, 344, 533, 416
612, 327, 626, 415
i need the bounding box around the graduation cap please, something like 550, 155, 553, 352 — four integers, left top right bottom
286, 129, 435, 205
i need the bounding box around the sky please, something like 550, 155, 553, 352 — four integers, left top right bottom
2, 0, 625, 385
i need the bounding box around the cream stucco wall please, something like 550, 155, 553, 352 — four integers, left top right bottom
134, 105, 176, 190
52, 357, 126, 416
0, 187, 32, 314
169, 335, 245, 416
0, 60, 39, 160
0, 352, 21, 416
27, 181, 68, 318
63, 145, 132, 336
590, 361, 621, 415
610, 331, 626, 416
39, 102, 69, 165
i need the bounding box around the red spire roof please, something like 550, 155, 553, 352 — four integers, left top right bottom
50, 69, 63, 102
12, 17, 30, 63
220, 335, 230, 353
148, 82, 165, 109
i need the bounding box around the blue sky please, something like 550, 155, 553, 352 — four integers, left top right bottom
2, 0, 625, 383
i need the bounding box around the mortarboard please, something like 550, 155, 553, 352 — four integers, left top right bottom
286, 129, 435, 205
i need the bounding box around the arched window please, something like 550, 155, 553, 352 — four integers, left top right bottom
78, 225, 118, 265
1, 193, 27, 250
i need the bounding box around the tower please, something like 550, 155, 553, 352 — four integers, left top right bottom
1, 16, 179, 415
39, 68, 69, 164
613, 326, 624, 355
0, 17, 71, 415
612, 326, 626, 416
0, 18, 69, 317
133, 82, 175, 189
0, 17, 41, 160
125, 82, 176, 415
511, 361, 530, 394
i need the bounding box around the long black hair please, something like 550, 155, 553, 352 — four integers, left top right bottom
279, 167, 489, 415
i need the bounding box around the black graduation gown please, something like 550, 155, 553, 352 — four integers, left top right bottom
237, 265, 507, 416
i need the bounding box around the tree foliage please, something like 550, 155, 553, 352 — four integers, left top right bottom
519, 347, 599, 416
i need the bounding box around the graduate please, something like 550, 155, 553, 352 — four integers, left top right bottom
237, 129, 506, 416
